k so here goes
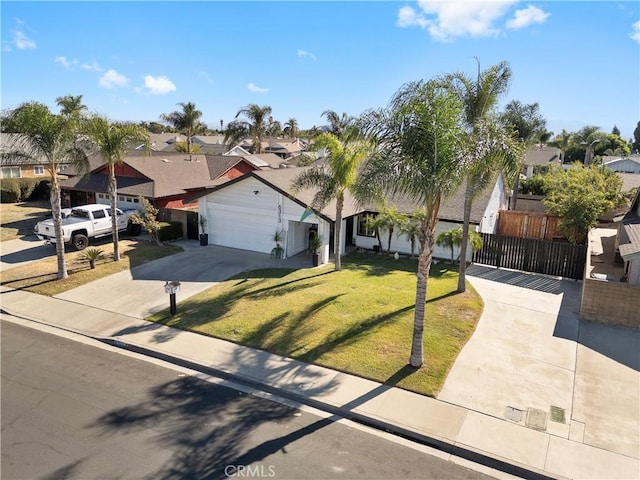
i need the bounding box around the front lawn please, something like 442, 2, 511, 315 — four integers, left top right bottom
1, 239, 182, 296
1, 200, 51, 241
148, 252, 483, 397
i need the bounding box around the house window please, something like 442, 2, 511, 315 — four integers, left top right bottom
34, 166, 45, 176
1, 167, 21, 179
357, 214, 377, 238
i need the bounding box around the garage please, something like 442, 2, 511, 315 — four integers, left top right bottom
207, 202, 276, 254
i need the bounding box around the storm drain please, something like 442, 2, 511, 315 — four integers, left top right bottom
504, 406, 523, 422
526, 408, 548, 431
550, 405, 566, 423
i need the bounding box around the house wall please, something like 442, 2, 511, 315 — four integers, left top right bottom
580, 229, 640, 326
354, 218, 474, 261
479, 175, 506, 233
199, 176, 330, 263
1, 165, 47, 179
96, 164, 145, 178
226, 162, 255, 180
627, 258, 640, 285
604, 159, 640, 174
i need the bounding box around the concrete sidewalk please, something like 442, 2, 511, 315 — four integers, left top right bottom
1, 280, 638, 480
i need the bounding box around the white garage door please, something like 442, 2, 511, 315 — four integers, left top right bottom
209, 204, 276, 254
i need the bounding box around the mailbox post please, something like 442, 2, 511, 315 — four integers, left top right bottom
164, 281, 181, 315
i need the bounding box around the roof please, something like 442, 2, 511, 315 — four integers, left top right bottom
619, 173, 640, 192
1, 133, 51, 166
187, 166, 499, 225
242, 153, 285, 169
191, 135, 226, 145
61, 173, 155, 198
619, 220, 640, 260
524, 145, 561, 167
204, 154, 253, 179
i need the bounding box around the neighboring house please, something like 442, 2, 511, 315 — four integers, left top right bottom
134, 133, 187, 152
59, 152, 256, 210
603, 155, 640, 174
190, 135, 229, 154
264, 139, 306, 159
522, 145, 561, 179
618, 187, 640, 284
0, 133, 62, 179
190, 167, 507, 265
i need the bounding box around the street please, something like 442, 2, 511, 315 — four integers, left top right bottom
1, 320, 495, 480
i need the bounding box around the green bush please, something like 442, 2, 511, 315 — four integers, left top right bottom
28, 180, 50, 200
0, 178, 49, 203
158, 221, 183, 241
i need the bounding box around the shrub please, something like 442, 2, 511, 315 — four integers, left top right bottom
0, 178, 49, 203
158, 221, 183, 242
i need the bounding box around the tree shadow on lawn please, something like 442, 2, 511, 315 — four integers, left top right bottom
90, 374, 336, 480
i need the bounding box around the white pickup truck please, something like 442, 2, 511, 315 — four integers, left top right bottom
34, 204, 140, 251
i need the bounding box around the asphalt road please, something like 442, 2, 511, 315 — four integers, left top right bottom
1, 320, 496, 480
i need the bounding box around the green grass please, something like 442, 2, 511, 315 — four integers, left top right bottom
1, 239, 182, 296
148, 252, 483, 397
1, 200, 51, 241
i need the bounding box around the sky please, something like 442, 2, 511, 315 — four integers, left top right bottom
2, 1, 639, 140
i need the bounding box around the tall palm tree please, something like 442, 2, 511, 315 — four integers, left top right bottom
160, 102, 204, 159
84, 116, 150, 261
443, 60, 521, 293
321, 110, 354, 139
357, 79, 466, 367
284, 117, 299, 139
266, 116, 282, 138
225, 104, 272, 153
2, 102, 90, 279
291, 132, 371, 271
56, 94, 87, 118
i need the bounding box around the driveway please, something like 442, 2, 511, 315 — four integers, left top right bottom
438, 265, 639, 460
54, 241, 313, 319
0, 235, 55, 272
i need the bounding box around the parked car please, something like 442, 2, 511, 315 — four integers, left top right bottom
34, 204, 140, 250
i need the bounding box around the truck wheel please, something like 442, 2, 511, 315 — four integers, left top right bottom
127, 221, 142, 236
72, 234, 89, 251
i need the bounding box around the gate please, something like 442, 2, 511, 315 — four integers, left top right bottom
473, 233, 587, 280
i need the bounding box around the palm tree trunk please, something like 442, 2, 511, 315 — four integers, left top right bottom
109, 163, 120, 261
410, 215, 437, 368
387, 227, 393, 253
334, 194, 343, 271
50, 174, 68, 280
457, 180, 474, 293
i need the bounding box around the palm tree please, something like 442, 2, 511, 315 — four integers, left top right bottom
160, 102, 204, 159
284, 117, 299, 139
549, 129, 573, 163
225, 104, 272, 153
377, 204, 402, 253
84, 116, 150, 261
56, 94, 87, 118
321, 110, 354, 139
357, 79, 466, 367
443, 60, 521, 293
436, 226, 483, 263
397, 210, 424, 258
266, 116, 282, 138
291, 132, 371, 271
2, 102, 90, 279
364, 213, 385, 253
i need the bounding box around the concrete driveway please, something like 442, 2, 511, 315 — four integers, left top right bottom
438, 265, 639, 460
54, 241, 313, 319
0, 235, 55, 272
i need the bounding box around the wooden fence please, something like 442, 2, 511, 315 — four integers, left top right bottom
498, 210, 562, 241
473, 233, 587, 280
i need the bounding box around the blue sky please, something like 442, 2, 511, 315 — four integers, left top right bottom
2, 1, 639, 139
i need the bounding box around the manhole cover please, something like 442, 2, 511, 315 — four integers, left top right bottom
550, 405, 566, 423
505, 406, 523, 422
526, 408, 547, 431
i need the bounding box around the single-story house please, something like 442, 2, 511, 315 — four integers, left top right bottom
0, 133, 65, 179
522, 145, 561, 178
59, 152, 256, 210
603, 155, 640, 174
190, 135, 229, 154
618, 187, 640, 284
190, 167, 507, 265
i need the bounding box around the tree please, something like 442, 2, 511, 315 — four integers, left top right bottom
632, 121, 640, 154
357, 79, 466, 368
291, 132, 371, 271
2, 102, 90, 279
397, 210, 424, 258
266, 116, 282, 138
284, 117, 299, 139
542, 165, 623, 244
611, 125, 620, 136
160, 102, 205, 158
443, 60, 522, 293
377, 204, 403, 253
84, 116, 150, 261
549, 129, 573, 163
225, 104, 272, 153
129, 197, 163, 246
56, 94, 87, 118
321, 110, 355, 139
364, 213, 385, 253
175, 142, 202, 154
436, 226, 483, 263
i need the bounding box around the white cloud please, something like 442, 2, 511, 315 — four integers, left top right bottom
297, 48, 317, 60
248, 82, 269, 93
143, 75, 176, 95
506, 5, 550, 30
99, 69, 129, 89
81, 61, 102, 72
11, 19, 36, 50
54, 56, 78, 69
398, 0, 518, 41
631, 20, 640, 42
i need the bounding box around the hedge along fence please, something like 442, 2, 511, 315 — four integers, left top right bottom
158, 221, 183, 242
0, 179, 50, 203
